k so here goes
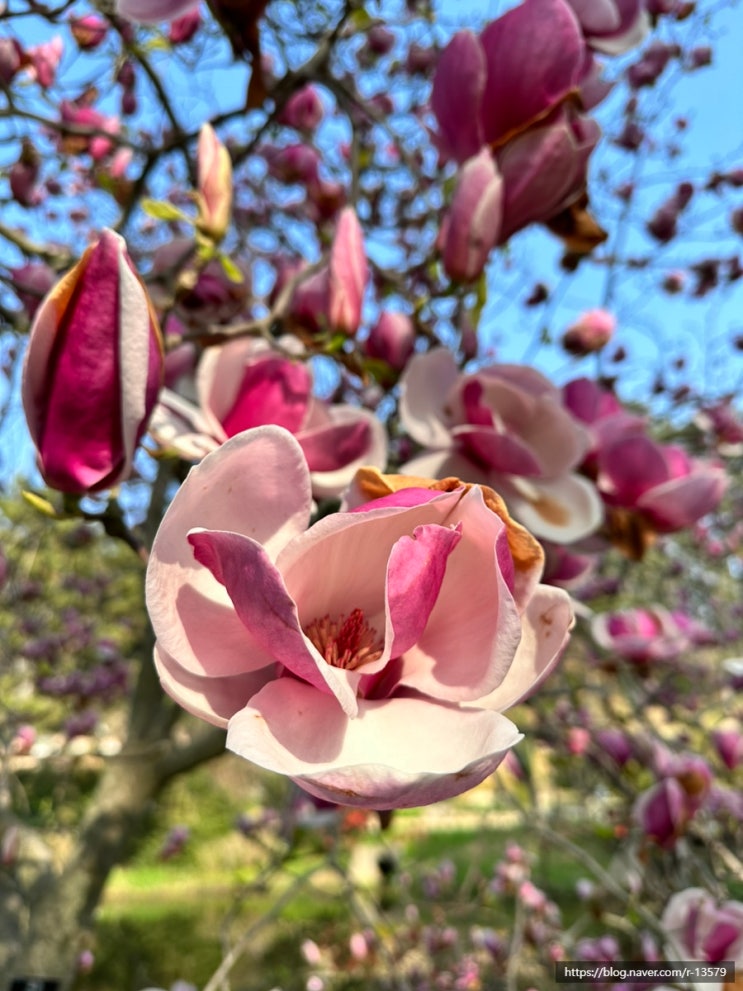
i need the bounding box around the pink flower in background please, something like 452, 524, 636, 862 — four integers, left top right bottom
146, 426, 573, 809
286, 207, 369, 337
566, 0, 649, 54
399, 349, 603, 543
364, 311, 416, 373
662, 889, 743, 988
562, 308, 616, 356
22, 229, 163, 494
431, 1, 589, 165
590, 606, 689, 663
278, 84, 325, 132
70, 15, 109, 50
597, 430, 728, 533
150, 336, 387, 499
26, 36, 63, 88
633, 777, 689, 848
431, 3, 605, 249
439, 148, 503, 283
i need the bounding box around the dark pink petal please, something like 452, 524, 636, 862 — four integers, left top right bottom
298, 417, 372, 471
188, 528, 358, 715
637, 470, 728, 532
430, 31, 486, 164
441, 149, 503, 283
384, 523, 463, 659
600, 434, 671, 503
221, 357, 311, 437
227, 678, 522, 809
566, 0, 620, 32
454, 425, 543, 476
479, 0, 585, 146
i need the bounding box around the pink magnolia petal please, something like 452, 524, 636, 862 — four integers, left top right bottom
220, 357, 312, 437
301, 403, 388, 500
479, 0, 585, 146
600, 434, 672, 502
278, 488, 465, 634
506, 473, 604, 543
298, 416, 371, 472
477, 585, 573, 711
155, 643, 273, 727
227, 678, 522, 809
431, 31, 487, 164
188, 528, 358, 716
441, 149, 503, 283
146, 427, 312, 676
384, 522, 463, 659
328, 207, 367, 335
407, 487, 524, 700
399, 349, 461, 448
636, 470, 728, 532
453, 425, 543, 477
566, 0, 620, 32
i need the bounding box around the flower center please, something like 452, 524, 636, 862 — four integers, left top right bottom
304, 608, 384, 671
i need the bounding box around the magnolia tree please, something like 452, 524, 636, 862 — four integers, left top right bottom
1, 0, 742, 988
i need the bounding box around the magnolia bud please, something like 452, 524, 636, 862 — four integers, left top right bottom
22, 230, 163, 493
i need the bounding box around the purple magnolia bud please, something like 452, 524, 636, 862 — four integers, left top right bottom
365, 311, 416, 371
711, 726, 743, 770
440, 149, 503, 283
0, 37, 24, 85
633, 778, 689, 847
22, 230, 164, 493
278, 85, 324, 132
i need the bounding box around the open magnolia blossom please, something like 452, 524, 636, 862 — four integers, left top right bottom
148, 336, 387, 499
146, 426, 574, 809
399, 349, 603, 544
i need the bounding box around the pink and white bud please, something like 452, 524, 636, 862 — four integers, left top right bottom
633, 777, 689, 848
327, 207, 368, 336
22, 230, 163, 494
440, 149, 503, 283
562, 309, 616, 355
196, 123, 233, 243
711, 725, 743, 771
70, 15, 109, 50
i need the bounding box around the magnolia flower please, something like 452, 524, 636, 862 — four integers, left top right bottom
150, 336, 387, 499
22, 230, 163, 493
399, 349, 603, 543
590, 606, 689, 663
146, 426, 573, 809
662, 889, 743, 991
431, 7, 604, 249
597, 430, 728, 533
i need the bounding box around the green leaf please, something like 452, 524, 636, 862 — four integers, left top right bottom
141, 199, 189, 223
22, 490, 59, 518
218, 253, 244, 284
